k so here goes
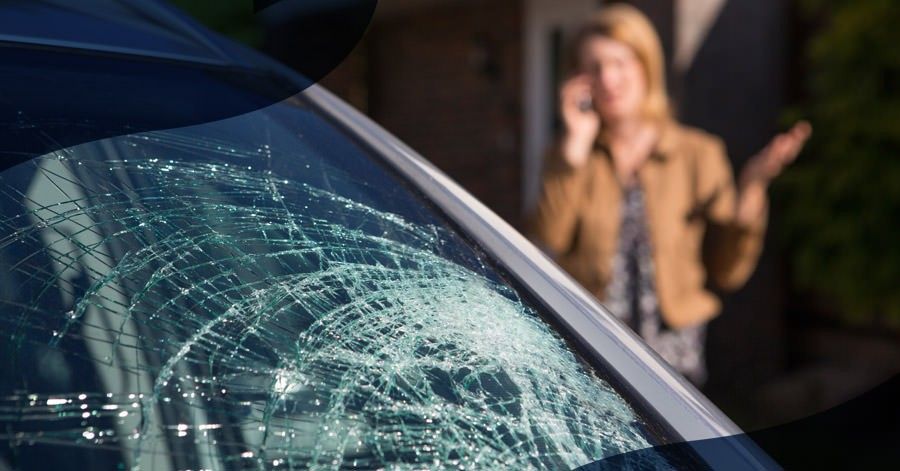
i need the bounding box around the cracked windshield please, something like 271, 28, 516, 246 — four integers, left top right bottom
0, 97, 670, 470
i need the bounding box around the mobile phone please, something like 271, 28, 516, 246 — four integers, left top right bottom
577, 96, 593, 113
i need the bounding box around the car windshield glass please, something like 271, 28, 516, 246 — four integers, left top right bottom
0, 95, 674, 470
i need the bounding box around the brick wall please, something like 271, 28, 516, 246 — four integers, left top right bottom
334, 0, 524, 227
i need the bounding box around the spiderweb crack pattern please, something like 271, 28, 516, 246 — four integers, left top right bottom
0, 127, 668, 470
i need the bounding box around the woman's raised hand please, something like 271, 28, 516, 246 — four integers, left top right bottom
734, 121, 812, 226
559, 74, 601, 168
740, 121, 812, 186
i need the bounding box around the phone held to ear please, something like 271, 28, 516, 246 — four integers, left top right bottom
577, 97, 593, 113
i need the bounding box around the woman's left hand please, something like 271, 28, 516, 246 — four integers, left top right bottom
740, 121, 813, 187
734, 121, 812, 226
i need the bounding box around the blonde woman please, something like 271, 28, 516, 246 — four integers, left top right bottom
528, 4, 810, 385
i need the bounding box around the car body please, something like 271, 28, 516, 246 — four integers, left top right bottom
0, 1, 775, 469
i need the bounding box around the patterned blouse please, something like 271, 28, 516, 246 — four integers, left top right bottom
604, 183, 707, 385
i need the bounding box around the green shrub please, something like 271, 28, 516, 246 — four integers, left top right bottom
776, 0, 900, 326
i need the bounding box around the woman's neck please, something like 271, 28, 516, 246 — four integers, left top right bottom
604, 116, 652, 145
603, 117, 659, 186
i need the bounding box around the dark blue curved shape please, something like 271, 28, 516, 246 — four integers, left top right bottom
0, 0, 376, 171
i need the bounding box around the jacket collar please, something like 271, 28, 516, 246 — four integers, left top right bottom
653, 119, 680, 161
594, 119, 679, 163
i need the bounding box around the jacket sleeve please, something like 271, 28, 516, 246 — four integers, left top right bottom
700, 138, 768, 291
526, 146, 589, 257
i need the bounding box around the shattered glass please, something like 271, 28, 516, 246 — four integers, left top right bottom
0, 98, 673, 470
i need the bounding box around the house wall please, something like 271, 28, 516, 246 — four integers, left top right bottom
364, 0, 524, 226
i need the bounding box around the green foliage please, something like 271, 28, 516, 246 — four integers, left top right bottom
168, 1, 262, 47
775, 0, 900, 325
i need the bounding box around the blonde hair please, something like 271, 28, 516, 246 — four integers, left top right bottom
568, 4, 672, 123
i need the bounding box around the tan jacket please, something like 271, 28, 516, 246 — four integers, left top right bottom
527, 121, 767, 329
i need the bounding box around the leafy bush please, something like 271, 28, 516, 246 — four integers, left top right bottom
776, 0, 900, 325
